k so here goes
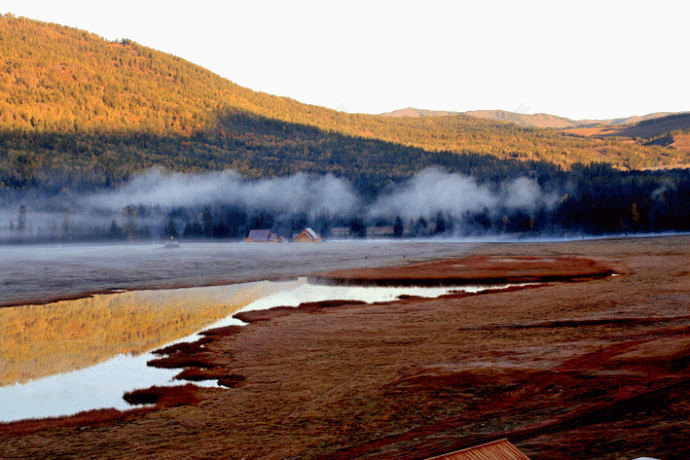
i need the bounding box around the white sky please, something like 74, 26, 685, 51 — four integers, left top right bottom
3, 0, 689, 120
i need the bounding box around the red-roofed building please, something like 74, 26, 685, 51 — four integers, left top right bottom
292, 227, 321, 243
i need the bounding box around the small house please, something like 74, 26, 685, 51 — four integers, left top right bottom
292, 227, 321, 243
246, 229, 282, 243
368, 226, 394, 238
329, 227, 351, 238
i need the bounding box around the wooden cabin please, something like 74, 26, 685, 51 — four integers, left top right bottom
368, 226, 394, 238
292, 227, 321, 243
328, 227, 350, 238
246, 229, 282, 243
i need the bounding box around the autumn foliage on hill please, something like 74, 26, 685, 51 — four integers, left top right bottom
0, 13, 686, 184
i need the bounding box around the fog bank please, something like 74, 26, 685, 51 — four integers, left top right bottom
368, 168, 556, 219
3, 165, 684, 241
86, 169, 359, 217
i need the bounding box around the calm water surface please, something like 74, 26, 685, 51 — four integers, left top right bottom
0, 278, 518, 422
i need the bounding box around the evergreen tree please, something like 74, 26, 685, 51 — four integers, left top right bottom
162, 216, 179, 239
17, 205, 27, 233
393, 216, 404, 238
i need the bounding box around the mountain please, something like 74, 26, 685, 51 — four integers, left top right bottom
383, 108, 461, 119
463, 110, 677, 130
564, 113, 690, 154
465, 110, 585, 129
0, 14, 688, 195
386, 108, 690, 155
384, 108, 588, 129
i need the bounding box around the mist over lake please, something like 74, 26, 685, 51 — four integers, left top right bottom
2, 167, 688, 244
0, 240, 487, 307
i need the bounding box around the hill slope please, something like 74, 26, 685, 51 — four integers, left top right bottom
383, 108, 677, 129
386, 108, 689, 156
0, 13, 687, 193
390, 104, 690, 160
465, 110, 585, 129
384, 108, 591, 129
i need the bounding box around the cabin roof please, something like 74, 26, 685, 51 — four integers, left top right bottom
427, 438, 530, 460
302, 227, 320, 239
247, 229, 275, 242
293, 227, 320, 241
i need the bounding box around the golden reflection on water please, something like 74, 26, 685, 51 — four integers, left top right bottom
0, 282, 282, 386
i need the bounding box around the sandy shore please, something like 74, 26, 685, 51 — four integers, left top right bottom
1, 235, 689, 459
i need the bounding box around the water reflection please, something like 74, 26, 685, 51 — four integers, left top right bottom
0, 280, 515, 422
0, 281, 290, 387
0, 279, 301, 422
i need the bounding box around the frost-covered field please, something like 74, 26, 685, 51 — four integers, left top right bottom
1, 240, 479, 306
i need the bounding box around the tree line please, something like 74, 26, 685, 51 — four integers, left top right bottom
4, 164, 688, 243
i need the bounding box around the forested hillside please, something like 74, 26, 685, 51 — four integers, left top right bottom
388, 109, 690, 154
1, 13, 687, 189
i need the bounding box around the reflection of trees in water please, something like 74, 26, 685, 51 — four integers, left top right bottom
0, 283, 270, 386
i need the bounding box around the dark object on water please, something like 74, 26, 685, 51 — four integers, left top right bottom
164, 237, 180, 249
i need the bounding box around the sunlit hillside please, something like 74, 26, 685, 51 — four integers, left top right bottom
385, 108, 590, 129
1, 13, 687, 183
388, 108, 690, 155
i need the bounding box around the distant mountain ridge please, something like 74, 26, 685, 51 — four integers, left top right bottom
384, 108, 690, 155
384, 107, 677, 129
384, 108, 589, 128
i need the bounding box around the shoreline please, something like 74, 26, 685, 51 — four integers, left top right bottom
1, 233, 668, 308
0, 239, 482, 308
